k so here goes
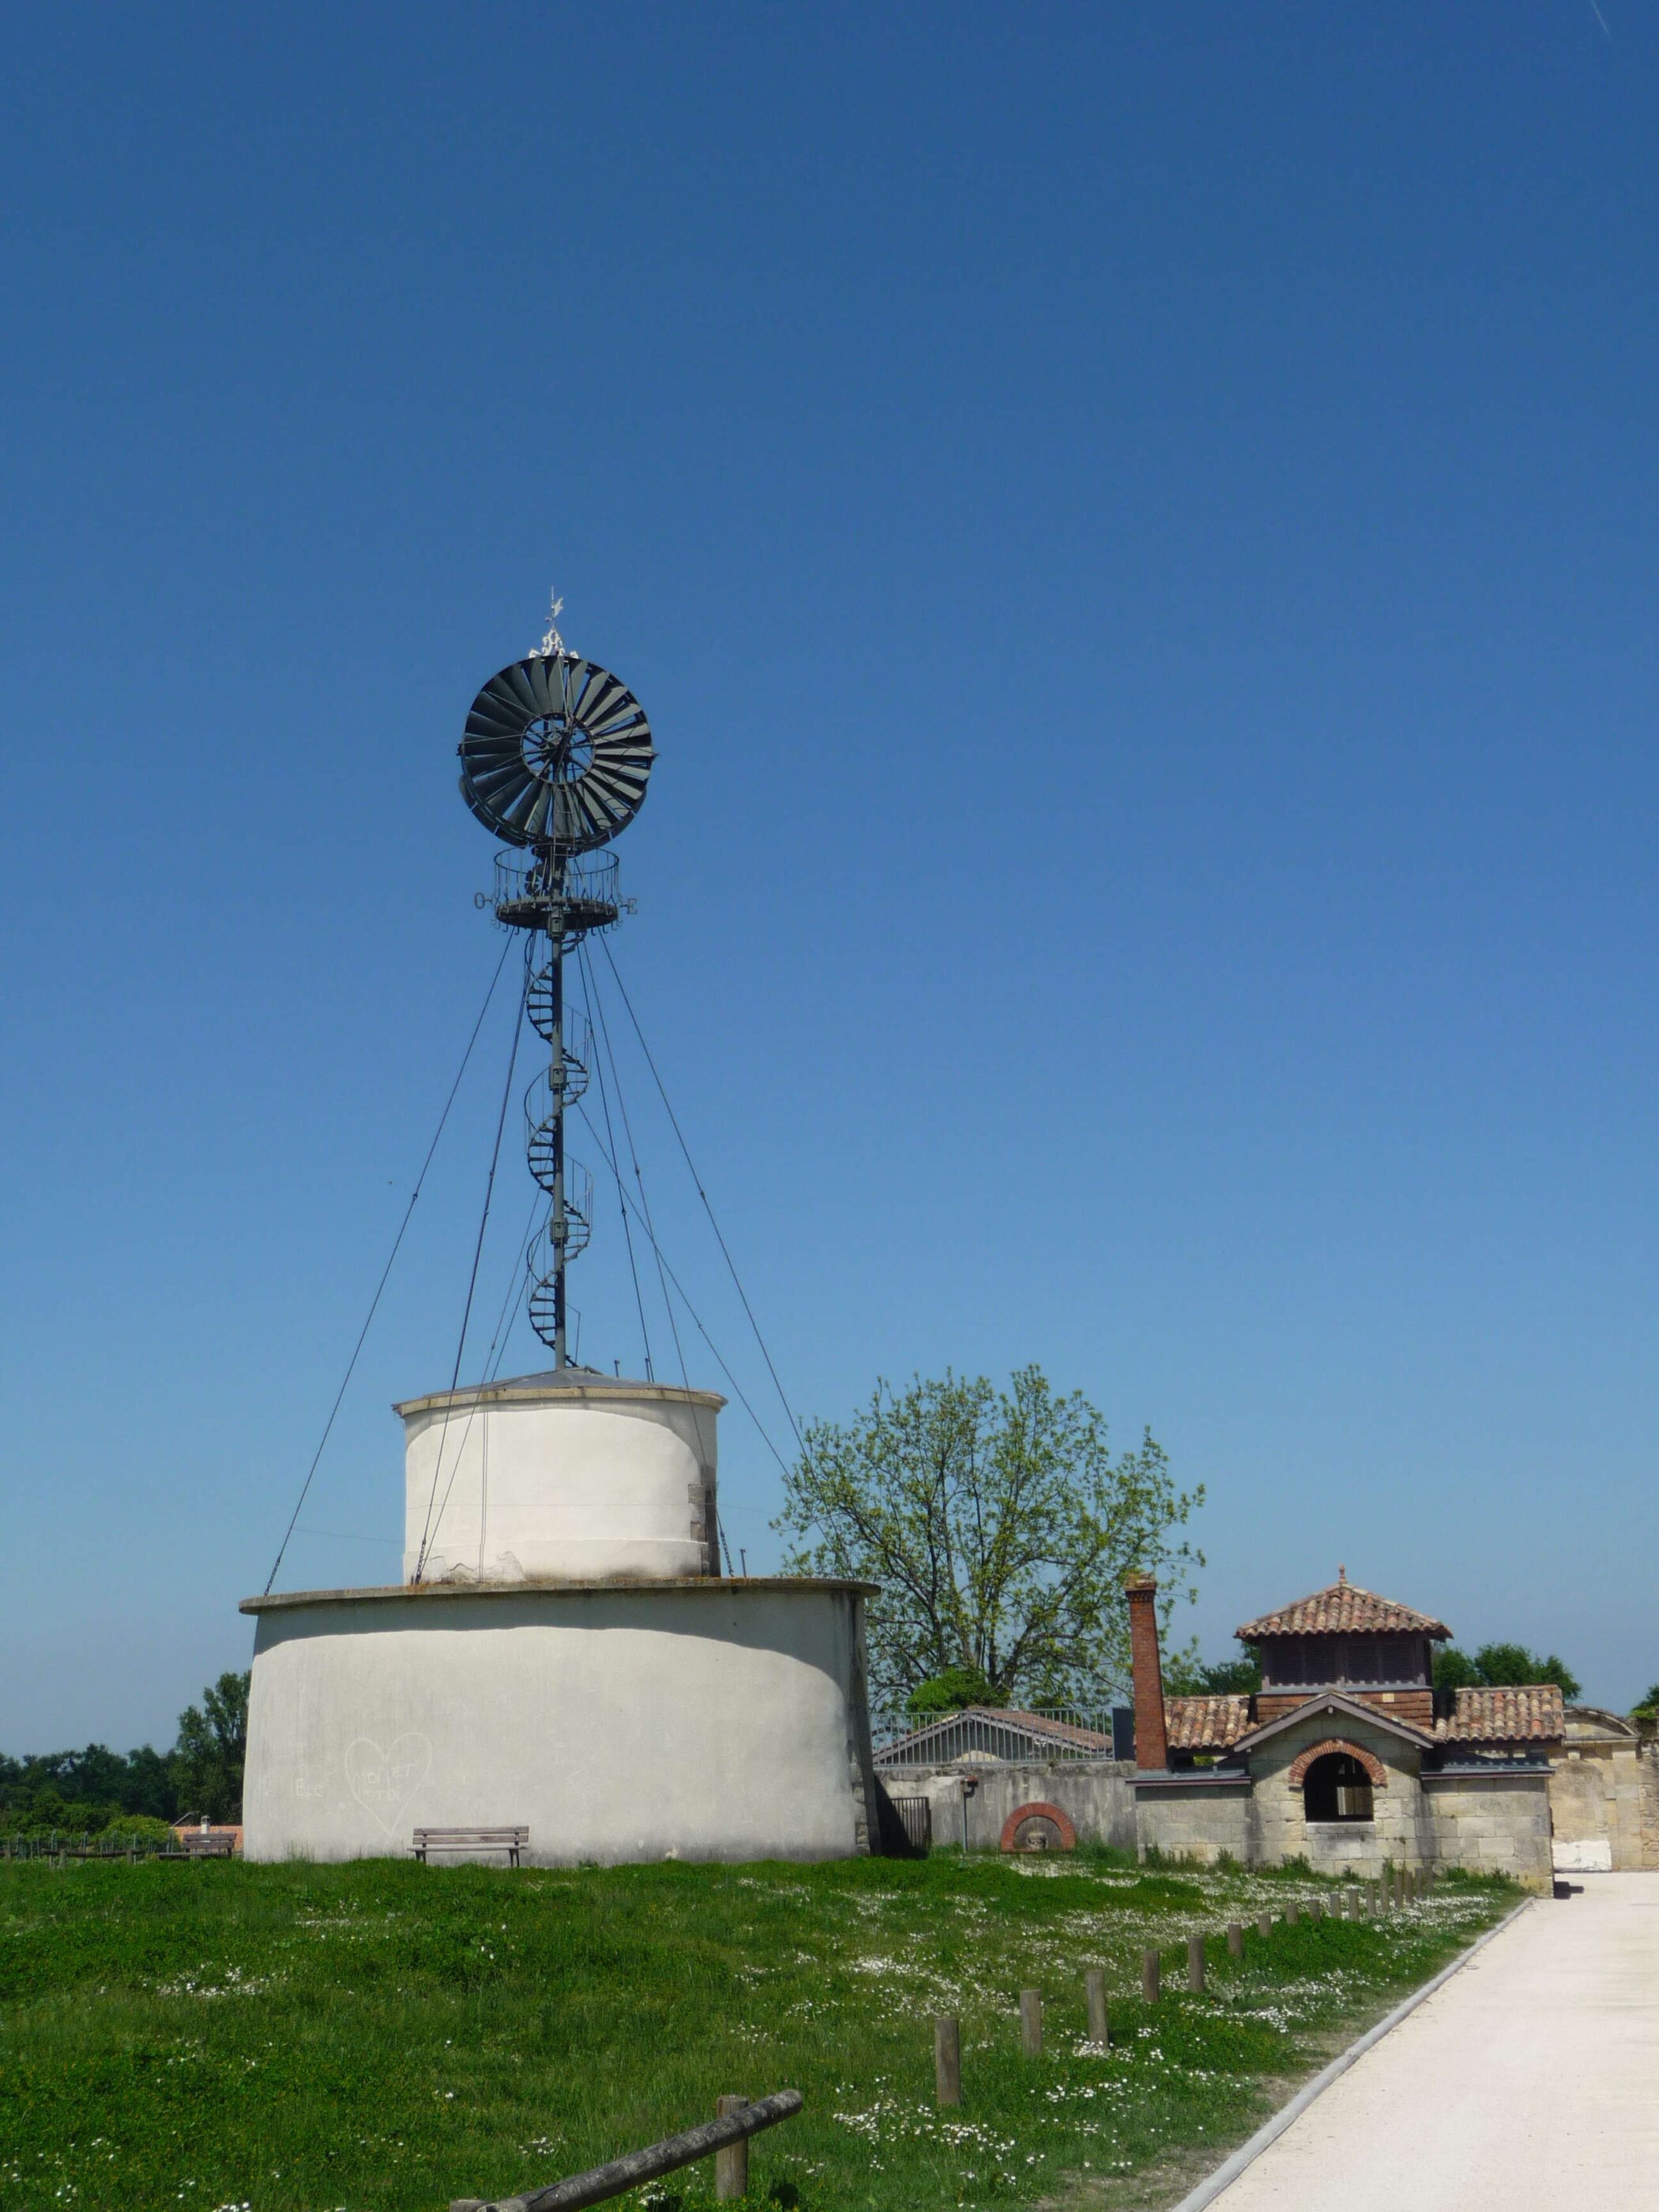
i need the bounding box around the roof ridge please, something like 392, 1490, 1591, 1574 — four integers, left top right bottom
1235, 1577, 1452, 1642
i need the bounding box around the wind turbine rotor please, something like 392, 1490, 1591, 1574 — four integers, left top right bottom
459, 656, 655, 854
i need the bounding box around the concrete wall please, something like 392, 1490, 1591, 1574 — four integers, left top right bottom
243, 1578, 877, 1866
885, 1762, 1137, 1853
398, 1379, 723, 1586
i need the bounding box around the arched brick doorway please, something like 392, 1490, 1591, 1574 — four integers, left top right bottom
1289, 1738, 1385, 1823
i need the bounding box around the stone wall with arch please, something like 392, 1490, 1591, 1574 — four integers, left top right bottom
1287, 1738, 1389, 1792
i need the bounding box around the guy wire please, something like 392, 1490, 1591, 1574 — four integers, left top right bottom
574, 1097, 792, 1479
421, 1183, 540, 1567
574, 941, 655, 1381
413, 953, 530, 1582
598, 937, 801, 1449
581, 939, 690, 1386
262, 935, 514, 1596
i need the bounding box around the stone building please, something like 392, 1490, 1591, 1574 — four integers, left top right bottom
1549, 1706, 1659, 1871
1126, 1570, 1561, 1886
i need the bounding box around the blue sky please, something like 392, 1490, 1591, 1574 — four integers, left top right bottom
3, 6, 1657, 1748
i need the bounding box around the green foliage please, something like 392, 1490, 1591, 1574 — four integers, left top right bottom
1162, 1650, 1262, 1697
0, 1671, 251, 1837
905, 1664, 1004, 1714
1431, 1646, 1484, 1691
0, 1852, 1514, 2212
776, 1365, 1202, 1705
171, 1670, 250, 1823
1632, 1683, 1659, 1717
1434, 1644, 1581, 1700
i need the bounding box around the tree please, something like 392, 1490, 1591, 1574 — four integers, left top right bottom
171, 1671, 250, 1823
1162, 1650, 1262, 1697
1431, 1646, 1484, 1692
906, 1665, 1004, 1715
775, 1366, 1203, 1706
1433, 1642, 1581, 1701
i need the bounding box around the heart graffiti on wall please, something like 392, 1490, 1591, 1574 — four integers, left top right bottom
344, 1735, 432, 1834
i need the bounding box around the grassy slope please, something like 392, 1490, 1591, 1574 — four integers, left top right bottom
0, 1853, 1514, 2212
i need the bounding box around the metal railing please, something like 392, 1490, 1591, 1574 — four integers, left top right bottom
0, 1832, 217, 1860
871, 1702, 1129, 1767
486, 850, 625, 935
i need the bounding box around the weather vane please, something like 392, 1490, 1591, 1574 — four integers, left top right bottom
529, 587, 572, 663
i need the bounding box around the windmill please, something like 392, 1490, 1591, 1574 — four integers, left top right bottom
457, 610, 655, 1367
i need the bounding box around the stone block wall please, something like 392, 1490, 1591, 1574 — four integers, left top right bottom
1421, 1773, 1552, 1887
1134, 1782, 1254, 1866
1548, 1741, 1655, 1871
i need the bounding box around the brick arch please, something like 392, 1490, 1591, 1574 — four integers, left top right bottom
999, 1801, 1077, 1853
1287, 1739, 1387, 1791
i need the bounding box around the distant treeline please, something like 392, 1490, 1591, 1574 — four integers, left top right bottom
0, 1671, 250, 1838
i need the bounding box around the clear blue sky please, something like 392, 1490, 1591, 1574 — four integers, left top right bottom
3, 6, 1656, 1750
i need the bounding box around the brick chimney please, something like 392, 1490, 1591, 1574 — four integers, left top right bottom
1124, 1573, 1168, 1772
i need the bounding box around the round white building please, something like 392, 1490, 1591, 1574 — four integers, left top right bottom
241, 1375, 886, 1866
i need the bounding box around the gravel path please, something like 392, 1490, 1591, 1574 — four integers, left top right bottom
1205, 1873, 1659, 2211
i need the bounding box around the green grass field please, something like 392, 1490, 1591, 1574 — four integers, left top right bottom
0, 1850, 1514, 2212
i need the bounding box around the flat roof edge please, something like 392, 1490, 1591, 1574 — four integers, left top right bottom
1131, 1769, 1254, 1789
393, 1378, 728, 1417
243, 1574, 879, 1615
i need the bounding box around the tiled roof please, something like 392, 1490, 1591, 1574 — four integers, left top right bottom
1165, 1694, 1252, 1751
991, 1707, 1114, 1752
1435, 1685, 1564, 1744
1236, 1580, 1452, 1641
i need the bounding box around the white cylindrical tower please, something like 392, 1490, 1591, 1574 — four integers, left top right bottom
399, 1372, 723, 1586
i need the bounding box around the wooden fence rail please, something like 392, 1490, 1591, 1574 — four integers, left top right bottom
451, 2088, 804, 2212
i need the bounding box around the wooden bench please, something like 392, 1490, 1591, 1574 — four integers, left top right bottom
179, 1832, 235, 1857
412, 1826, 528, 1868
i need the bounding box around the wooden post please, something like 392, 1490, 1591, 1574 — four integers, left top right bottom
1187, 1934, 1205, 1992
1257, 1910, 1272, 1939
1142, 1948, 1161, 2002
716, 2096, 749, 2201
1227, 1921, 1243, 1959
934, 2015, 961, 2107
1020, 1988, 1042, 2057
1085, 1967, 1108, 2045
452, 2088, 803, 2212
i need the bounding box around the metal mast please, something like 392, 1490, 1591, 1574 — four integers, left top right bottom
457, 602, 656, 1367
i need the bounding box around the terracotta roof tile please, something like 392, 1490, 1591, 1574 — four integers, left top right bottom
1435, 1685, 1563, 1744
1236, 1580, 1452, 1642
1164, 1694, 1252, 1751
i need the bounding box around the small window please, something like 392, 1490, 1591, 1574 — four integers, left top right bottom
1304, 1751, 1373, 1823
